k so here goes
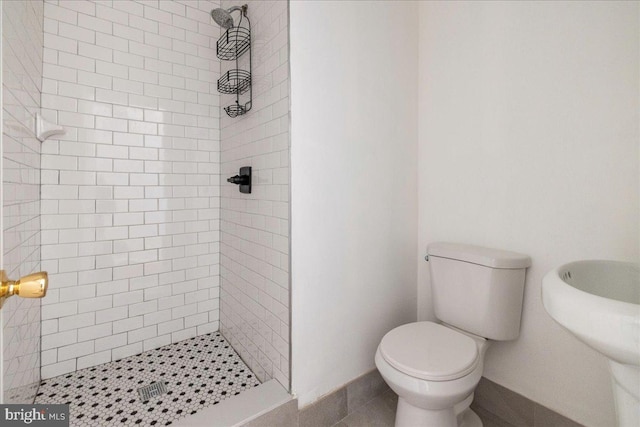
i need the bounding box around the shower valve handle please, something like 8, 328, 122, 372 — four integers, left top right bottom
227, 174, 249, 185
227, 166, 251, 194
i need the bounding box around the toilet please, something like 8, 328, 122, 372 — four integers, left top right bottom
375, 242, 531, 427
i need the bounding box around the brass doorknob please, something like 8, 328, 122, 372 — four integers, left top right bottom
0, 270, 48, 299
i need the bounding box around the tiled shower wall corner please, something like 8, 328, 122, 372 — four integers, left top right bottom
39, 0, 222, 379
219, 0, 290, 387
1, 0, 44, 403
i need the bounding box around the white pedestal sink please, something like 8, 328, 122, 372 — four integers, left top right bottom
542, 260, 640, 427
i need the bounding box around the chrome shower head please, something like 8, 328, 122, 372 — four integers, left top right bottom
210, 5, 245, 29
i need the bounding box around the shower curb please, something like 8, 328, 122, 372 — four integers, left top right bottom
174, 379, 292, 427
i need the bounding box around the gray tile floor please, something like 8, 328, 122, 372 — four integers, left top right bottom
245, 373, 581, 427
331, 390, 511, 427
332, 388, 397, 427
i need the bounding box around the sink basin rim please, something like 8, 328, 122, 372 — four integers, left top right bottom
558, 260, 639, 305
542, 260, 640, 366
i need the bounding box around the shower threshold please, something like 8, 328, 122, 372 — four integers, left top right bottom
35, 332, 260, 426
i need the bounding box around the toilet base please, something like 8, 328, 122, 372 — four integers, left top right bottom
395, 398, 483, 427
459, 408, 482, 427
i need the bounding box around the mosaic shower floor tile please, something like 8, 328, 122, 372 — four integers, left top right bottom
35, 332, 261, 426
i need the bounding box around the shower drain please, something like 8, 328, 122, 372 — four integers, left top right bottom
137, 381, 169, 401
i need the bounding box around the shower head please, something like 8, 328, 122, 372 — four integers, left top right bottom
211, 8, 234, 29
210, 5, 245, 29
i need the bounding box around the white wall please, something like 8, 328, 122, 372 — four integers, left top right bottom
39, 0, 222, 378
418, 2, 639, 426
219, 0, 290, 388
290, 1, 419, 407
1, 0, 44, 403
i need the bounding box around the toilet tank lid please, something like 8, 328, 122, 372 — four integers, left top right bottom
427, 242, 531, 269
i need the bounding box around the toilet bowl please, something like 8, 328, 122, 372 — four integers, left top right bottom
375, 243, 531, 427
375, 321, 488, 427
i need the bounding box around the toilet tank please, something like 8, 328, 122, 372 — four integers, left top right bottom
427, 242, 531, 341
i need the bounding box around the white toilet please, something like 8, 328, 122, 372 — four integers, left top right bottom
375, 242, 531, 427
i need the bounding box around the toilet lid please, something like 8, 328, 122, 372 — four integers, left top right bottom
379, 321, 479, 381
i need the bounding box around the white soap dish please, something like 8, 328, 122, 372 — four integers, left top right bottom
35, 113, 65, 142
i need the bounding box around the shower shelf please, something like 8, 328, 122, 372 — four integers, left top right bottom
215, 5, 252, 118
224, 104, 247, 118
217, 26, 251, 61
217, 69, 251, 95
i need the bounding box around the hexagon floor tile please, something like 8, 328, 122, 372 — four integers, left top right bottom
35, 332, 261, 426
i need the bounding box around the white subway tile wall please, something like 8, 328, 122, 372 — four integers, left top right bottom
1, 0, 44, 403
40, 0, 222, 379
219, 0, 290, 387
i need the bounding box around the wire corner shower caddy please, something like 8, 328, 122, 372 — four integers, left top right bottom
214, 4, 252, 118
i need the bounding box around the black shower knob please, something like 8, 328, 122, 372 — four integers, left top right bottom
227, 167, 251, 194
227, 175, 249, 185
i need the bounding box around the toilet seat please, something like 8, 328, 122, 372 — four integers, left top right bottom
379, 321, 479, 382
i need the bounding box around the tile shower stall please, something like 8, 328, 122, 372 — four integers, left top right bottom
1, 0, 290, 423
